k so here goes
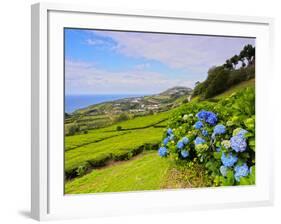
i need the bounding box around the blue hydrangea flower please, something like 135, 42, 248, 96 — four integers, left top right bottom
168, 134, 174, 140
177, 140, 184, 149
158, 147, 168, 157
201, 129, 208, 137
205, 111, 218, 126
194, 121, 204, 129
181, 150, 189, 158
213, 124, 226, 135
196, 110, 218, 125
196, 110, 208, 120
163, 137, 169, 146
234, 163, 249, 181
230, 135, 247, 152
221, 153, 238, 167
237, 129, 248, 138
194, 136, 206, 145
182, 137, 189, 145
220, 165, 228, 176
167, 128, 173, 135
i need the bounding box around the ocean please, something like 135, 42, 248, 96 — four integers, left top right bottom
65, 94, 143, 113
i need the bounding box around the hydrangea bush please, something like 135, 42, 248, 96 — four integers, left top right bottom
158, 88, 255, 186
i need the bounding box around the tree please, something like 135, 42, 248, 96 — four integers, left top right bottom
224, 59, 233, 70
248, 45, 255, 65
238, 50, 246, 67
240, 44, 255, 66
204, 66, 230, 98
230, 55, 239, 69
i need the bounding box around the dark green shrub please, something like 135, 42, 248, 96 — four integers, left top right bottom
76, 164, 88, 177
115, 113, 130, 122
116, 126, 122, 131
126, 152, 133, 160
144, 143, 152, 151
66, 123, 80, 136
87, 154, 112, 167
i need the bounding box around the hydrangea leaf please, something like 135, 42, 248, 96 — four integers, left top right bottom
244, 117, 255, 131
249, 138, 255, 151
213, 151, 222, 160
239, 177, 251, 185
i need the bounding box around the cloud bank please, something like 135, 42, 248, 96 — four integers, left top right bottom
65, 60, 194, 95
89, 30, 255, 72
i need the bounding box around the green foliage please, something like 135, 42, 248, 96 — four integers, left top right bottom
65, 123, 80, 136
193, 66, 255, 99
76, 164, 88, 177
160, 87, 255, 187
230, 55, 239, 69
116, 126, 122, 131
227, 66, 255, 87
204, 66, 230, 99
222, 170, 235, 186
193, 44, 255, 99
114, 113, 130, 122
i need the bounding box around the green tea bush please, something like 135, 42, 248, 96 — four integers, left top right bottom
65, 123, 80, 136
116, 126, 122, 131
158, 87, 255, 186
76, 164, 88, 177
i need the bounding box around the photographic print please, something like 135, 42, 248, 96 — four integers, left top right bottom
64, 29, 255, 194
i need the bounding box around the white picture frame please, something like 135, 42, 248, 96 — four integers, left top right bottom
31, 2, 274, 221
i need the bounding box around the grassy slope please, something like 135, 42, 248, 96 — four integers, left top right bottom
65, 127, 165, 173
190, 79, 255, 102
65, 151, 170, 194
102, 110, 172, 131
213, 79, 255, 99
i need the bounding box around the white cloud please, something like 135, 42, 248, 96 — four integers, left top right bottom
65, 60, 193, 95
86, 39, 106, 46
89, 31, 255, 72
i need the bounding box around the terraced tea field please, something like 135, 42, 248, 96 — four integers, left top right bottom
64, 111, 172, 180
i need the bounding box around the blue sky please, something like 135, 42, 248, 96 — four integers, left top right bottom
65, 28, 255, 95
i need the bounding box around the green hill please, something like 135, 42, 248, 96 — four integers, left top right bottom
191, 78, 255, 102
213, 78, 255, 99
